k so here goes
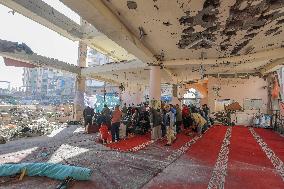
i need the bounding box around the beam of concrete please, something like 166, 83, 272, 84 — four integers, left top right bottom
88, 75, 120, 85
81, 60, 146, 75
60, 0, 156, 63
260, 58, 284, 75
163, 68, 178, 84
0, 0, 84, 40
1, 50, 122, 84
163, 48, 284, 66
0, 0, 135, 61
0, 51, 81, 74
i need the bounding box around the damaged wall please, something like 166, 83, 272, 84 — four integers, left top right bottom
121, 85, 145, 105
207, 76, 269, 113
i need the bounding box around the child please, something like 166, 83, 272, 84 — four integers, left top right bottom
99, 122, 110, 144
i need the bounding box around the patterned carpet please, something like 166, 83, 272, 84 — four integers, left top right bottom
143, 126, 284, 189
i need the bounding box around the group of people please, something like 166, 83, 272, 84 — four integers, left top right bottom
83, 102, 212, 146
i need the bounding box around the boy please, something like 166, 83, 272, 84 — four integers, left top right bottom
99, 122, 111, 144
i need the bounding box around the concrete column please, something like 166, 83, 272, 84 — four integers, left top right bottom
149, 65, 161, 101
74, 41, 87, 121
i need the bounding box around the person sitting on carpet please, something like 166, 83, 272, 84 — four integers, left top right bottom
131, 108, 140, 126
99, 121, 111, 144
164, 105, 176, 146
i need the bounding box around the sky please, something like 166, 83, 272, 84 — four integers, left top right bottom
0, 0, 80, 88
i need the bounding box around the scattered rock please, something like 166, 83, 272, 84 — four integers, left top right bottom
0, 135, 6, 144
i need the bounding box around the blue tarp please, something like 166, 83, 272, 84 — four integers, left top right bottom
0, 163, 92, 181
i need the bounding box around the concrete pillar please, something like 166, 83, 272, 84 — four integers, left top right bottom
149, 65, 161, 101
74, 41, 87, 121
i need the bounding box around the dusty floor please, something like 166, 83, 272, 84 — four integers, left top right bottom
0, 125, 283, 189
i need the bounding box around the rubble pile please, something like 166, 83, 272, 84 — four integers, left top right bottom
0, 107, 67, 142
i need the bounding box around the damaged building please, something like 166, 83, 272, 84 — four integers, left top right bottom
0, 0, 284, 188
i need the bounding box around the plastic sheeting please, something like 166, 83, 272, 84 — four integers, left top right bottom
0, 163, 92, 181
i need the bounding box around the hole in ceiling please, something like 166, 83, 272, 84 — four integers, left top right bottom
127, 1, 137, 10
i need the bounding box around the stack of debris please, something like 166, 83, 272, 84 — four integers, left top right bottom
213, 102, 243, 126
0, 107, 68, 142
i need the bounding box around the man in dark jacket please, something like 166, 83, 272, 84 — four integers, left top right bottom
83, 106, 94, 127
175, 104, 182, 133
150, 107, 162, 140
101, 104, 111, 129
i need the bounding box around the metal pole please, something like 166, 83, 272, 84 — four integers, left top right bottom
103, 82, 106, 103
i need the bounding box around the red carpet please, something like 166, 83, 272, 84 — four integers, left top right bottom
106, 133, 151, 152
225, 126, 284, 189
157, 130, 196, 150
185, 126, 228, 165
144, 126, 228, 189
254, 128, 284, 161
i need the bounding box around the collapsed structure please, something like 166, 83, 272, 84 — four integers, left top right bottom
0, 0, 283, 129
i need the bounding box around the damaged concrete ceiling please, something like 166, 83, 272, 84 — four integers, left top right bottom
100, 0, 284, 60
61, 0, 283, 85
2, 0, 283, 85
82, 58, 270, 86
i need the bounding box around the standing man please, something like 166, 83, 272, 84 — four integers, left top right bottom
169, 104, 177, 133
202, 104, 211, 125
122, 103, 127, 118
182, 104, 190, 129
175, 104, 182, 133
149, 106, 162, 141
83, 106, 94, 132
164, 105, 176, 146
111, 105, 122, 142
101, 104, 111, 129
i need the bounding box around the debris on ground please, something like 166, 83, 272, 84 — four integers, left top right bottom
0, 106, 73, 142
0, 135, 6, 144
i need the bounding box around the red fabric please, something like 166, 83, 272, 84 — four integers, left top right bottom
157, 130, 195, 150
99, 124, 109, 140
146, 126, 227, 189
225, 126, 284, 189
272, 79, 280, 99
254, 128, 284, 163
147, 126, 284, 189
106, 133, 151, 152
182, 106, 190, 117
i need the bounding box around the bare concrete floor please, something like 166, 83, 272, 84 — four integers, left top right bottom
0, 125, 179, 189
